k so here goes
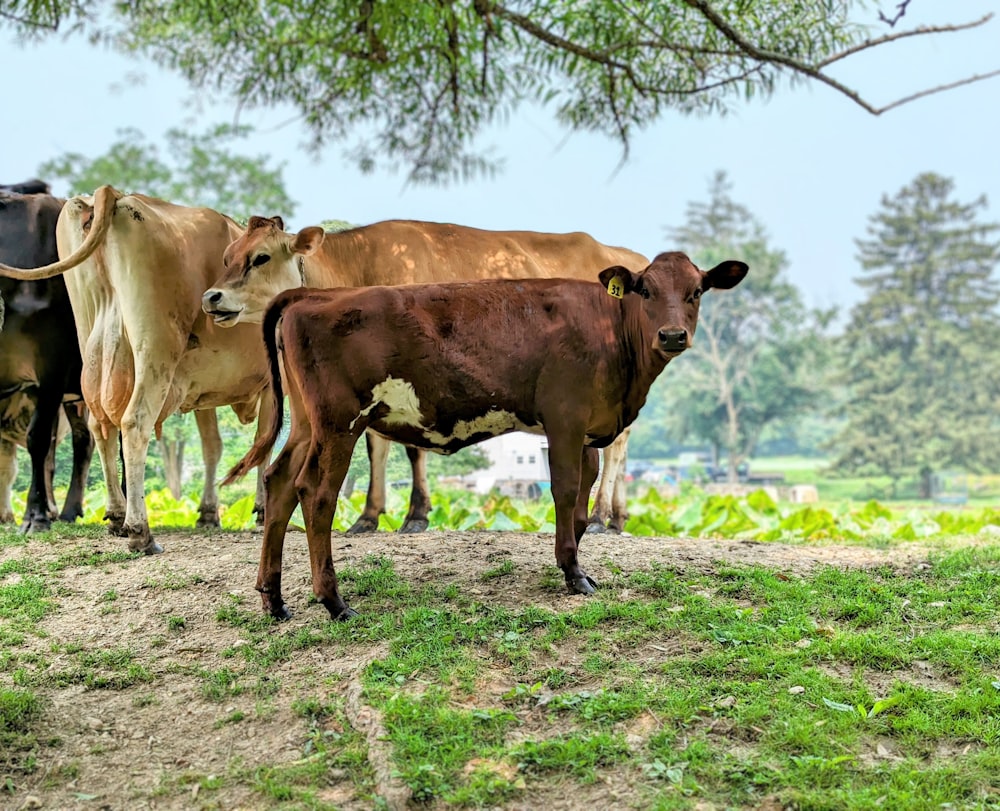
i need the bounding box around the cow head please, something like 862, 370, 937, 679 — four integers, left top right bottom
598, 251, 747, 358
202, 215, 325, 327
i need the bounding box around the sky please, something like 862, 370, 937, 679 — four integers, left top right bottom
2, 3, 998, 315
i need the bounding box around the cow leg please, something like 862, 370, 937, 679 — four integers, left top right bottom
91, 417, 127, 535
346, 431, 388, 534
576, 445, 601, 554
44, 420, 60, 517
57, 403, 95, 523
547, 430, 598, 595
586, 428, 630, 534
609, 451, 629, 534
0, 438, 17, 524
399, 445, 430, 533
119, 377, 171, 555
20, 392, 61, 534
252, 393, 274, 527
298, 435, 361, 621
194, 409, 222, 528
256, 439, 308, 620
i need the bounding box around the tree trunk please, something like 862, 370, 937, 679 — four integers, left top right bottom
918, 467, 934, 500
159, 436, 185, 499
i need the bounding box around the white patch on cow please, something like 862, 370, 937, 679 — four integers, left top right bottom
423, 411, 542, 446
350, 377, 424, 430
349, 376, 542, 444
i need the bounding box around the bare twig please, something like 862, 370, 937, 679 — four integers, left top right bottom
879, 0, 912, 28
875, 67, 1000, 114
818, 13, 993, 68
682, 0, 1000, 115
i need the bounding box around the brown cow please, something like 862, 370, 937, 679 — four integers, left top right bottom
225, 252, 748, 620
203, 216, 649, 534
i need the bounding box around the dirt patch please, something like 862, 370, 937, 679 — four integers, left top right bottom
0, 528, 954, 809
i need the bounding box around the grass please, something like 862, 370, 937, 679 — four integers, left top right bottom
3, 517, 1000, 808
160, 549, 1000, 808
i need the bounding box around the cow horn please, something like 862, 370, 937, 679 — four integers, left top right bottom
0, 185, 118, 280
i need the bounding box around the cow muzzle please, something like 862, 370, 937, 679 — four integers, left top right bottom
202, 289, 243, 327
657, 328, 689, 355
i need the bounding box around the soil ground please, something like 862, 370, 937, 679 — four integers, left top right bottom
0, 528, 949, 810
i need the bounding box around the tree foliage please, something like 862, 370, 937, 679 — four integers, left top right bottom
830, 173, 1000, 488
4, 1, 997, 182
39, 123, 296, 220
632, 172, 834, 477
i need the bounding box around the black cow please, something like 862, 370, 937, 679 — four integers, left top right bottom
0, 182, 93, 532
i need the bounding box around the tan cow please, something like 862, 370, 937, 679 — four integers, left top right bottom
0, 187, 273, 553
202, 216, 647, 533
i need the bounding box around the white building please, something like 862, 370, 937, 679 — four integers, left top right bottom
468, 433, 549, 494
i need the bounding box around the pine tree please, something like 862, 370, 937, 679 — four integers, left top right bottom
831, 173, 1000, 493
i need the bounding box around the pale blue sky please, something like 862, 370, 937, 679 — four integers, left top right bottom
3, 3, 998, 314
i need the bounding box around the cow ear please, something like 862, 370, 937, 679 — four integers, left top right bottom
292, 226, 325, 256
246, 215, 271, 231
270, 216, 285, 231
703, 260, 748, 290
598, 265, 639, 299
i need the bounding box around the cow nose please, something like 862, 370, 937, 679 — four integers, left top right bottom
658, 328, 688, 352
203, 289, 223, 306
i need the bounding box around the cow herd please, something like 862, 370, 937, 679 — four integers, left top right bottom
0, 180, 747, 619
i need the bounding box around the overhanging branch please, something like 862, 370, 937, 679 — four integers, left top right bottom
682, 0, 999, 115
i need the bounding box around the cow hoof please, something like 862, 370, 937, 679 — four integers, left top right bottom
269, 604, 293, 621
398, 518, 429, 534
19, 514, 52, 535
584, 521, 609, 534
127, 528, 163, 555
196, 510, 221, 528
105, 512, 128, 536
331, 606, 360, 622
57, 509, 84, 523
346, 517, 379, 535
566, 575, 598, 595
128, 539, 164, 555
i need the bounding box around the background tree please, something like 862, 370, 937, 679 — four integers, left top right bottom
4, 1, 997, 182
631, 172, 834, 480
830, 173, 1000, 495
28, 124, 296, 498
39, 123, 296, 221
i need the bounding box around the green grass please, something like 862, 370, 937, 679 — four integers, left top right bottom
4, 511, 1000, 807
194, 548, 1000, 808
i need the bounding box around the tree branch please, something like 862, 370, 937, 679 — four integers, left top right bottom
879, 1, 912, 28
683, 0, 1000, 115
0, 8, 59, 30
817, 13, 994, 68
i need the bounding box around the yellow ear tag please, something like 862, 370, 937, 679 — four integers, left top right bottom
606, 276, 624, 298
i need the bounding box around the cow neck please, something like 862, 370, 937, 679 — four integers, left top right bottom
614, 292, 669, 430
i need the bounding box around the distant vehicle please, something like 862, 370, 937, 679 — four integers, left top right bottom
631, 456, 785, 486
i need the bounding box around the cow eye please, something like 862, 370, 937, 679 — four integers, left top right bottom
640, 287, 651, 300
688, 289, 702, 303
252, 254, 271, 268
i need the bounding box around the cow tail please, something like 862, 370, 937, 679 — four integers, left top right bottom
0, 185, 117, 279
222, 297, 289, 485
